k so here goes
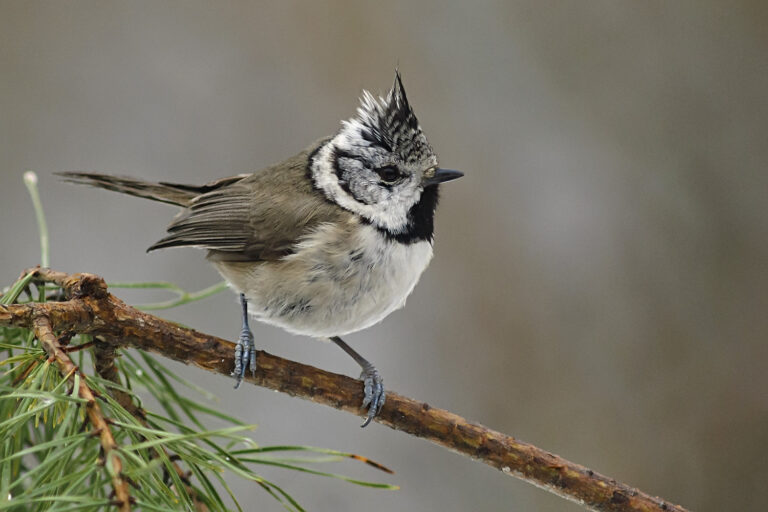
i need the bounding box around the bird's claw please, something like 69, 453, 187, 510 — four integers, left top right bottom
360, 366, 385, 427
232, 327, 257, 389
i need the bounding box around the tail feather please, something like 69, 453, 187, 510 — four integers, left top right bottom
56, 172, 199, 207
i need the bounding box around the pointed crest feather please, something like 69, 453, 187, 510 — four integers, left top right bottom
343, 71, 427, 161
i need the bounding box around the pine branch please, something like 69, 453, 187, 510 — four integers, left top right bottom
1, 268, 690, 512
92, 339, 210, 511
29, 314, 132, 511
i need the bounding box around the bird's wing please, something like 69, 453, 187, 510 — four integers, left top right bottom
148, 140, 344, 261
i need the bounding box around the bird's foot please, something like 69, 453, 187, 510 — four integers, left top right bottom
360, 365, 385, 428
328, 336, 384, 427
232, 327, 257, 389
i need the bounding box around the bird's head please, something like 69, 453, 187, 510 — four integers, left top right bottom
311, 72, 463, 238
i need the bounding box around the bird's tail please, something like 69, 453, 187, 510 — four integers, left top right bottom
57, 172, 205, 207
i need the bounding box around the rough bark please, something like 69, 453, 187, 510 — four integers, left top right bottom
0, 268, 690, 512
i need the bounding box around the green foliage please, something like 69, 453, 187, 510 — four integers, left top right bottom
0, 173, 396, 510
106, 281, 229, 311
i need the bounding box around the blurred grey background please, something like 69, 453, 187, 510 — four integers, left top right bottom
2, 1, 767, 511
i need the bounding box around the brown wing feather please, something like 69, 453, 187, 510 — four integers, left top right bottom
148, 139, 345, 262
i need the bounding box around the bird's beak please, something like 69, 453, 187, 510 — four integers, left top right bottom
423, 168, 464, 187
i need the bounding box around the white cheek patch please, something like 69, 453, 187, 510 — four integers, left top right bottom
311, 138, 419, 234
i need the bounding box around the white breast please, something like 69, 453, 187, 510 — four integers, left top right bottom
213, 221, 433, 338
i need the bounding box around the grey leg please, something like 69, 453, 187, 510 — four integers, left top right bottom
330, 336, 385, 427
233, 293, 257, 389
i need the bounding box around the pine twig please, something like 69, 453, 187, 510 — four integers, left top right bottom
92, 340, 140, 416
30, 314, 131, 512
1, 268, 690, 512
92, 338, 210, 512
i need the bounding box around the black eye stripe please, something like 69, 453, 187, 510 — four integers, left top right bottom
334, 147, 403, 186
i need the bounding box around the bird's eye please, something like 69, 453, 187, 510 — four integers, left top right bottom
375, 166, 401, 183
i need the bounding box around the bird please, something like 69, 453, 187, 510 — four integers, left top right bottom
59, 72, 463, 427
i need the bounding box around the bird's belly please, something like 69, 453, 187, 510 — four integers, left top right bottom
213, 224, 434, 338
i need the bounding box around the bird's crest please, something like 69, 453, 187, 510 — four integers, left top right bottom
344, 72, 433, 164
